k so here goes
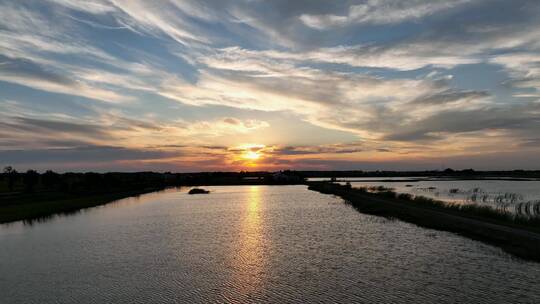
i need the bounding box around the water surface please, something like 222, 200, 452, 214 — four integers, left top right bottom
1, 186, 539, 303
309, 177, 540, 214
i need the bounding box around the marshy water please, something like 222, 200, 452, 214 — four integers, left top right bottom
309, 177, 540, 217
1, 185, 539, 303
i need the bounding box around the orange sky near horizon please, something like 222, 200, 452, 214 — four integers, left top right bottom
1, 1, 540, 172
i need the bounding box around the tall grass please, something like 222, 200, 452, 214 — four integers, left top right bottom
350, 184, 540, 229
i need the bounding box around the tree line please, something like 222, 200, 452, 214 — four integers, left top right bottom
1, 166, 180, 194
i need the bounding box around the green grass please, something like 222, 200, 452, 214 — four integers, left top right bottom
0, 188, 162, 224
319, 183, 540, 230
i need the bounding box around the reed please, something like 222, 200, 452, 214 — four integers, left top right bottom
323, 183, 540, 229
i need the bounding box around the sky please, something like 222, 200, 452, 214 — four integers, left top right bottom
1, 0, 540, 172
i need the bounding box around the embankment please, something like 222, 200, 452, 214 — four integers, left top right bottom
0, 187, 164, 224
308, 182, 540, 262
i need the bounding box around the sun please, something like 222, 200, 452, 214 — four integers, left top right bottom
243, 151, 261, 160
233, 143, 265, 164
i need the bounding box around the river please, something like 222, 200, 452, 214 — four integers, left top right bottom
1, 185, 538, 303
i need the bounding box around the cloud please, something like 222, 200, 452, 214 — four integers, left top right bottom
0, 3, 138, 102
409, 90, 489, 105
13, 117, 110, 136
300, 0, 471, 29
490, 53, 540, 97
0, 109, 270, 155
0, 145, 176, 164
0, 56, 76, 86
0, 115, 116, 150
272, 143, 366, 156
44, 0, 115, 14
385, 103, 540, 142
0, 56, 128, 102
1, 0, 540, 170
184, 49, 443, 105
200, 44, 476, 76
0, 3, 117, 61
167, 48, 493, 142
106, 0, 213, 45
182, 117, 270, 136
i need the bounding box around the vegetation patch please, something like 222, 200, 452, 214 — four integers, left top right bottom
308, 182, 540, 261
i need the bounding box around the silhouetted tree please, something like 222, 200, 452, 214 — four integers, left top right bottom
42, 170, 60, 189
462, 168, 476, 175
104, 173, 120, 190
83, 172, 103, 191
4, 166, 19, 192
23, 170, 39, 193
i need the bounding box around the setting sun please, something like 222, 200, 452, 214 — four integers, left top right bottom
243, 151, 261, 161
234, 144, 265, 163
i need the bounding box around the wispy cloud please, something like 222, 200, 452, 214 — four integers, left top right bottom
1, 0, 540, 170
0, 56, 129, 102
300, 0, 471, 29
490, 53, 540, 96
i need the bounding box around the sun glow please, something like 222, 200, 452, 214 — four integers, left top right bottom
243, 151, 261, 160
233, 144, 266, 163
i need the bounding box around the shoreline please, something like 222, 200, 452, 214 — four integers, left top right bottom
0, 182, 304, 224
0, 187, 166, 224
308, 177, 540, 182
308, 182, 540, 262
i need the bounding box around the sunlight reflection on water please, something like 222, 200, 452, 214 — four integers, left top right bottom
1, 185, 539, 303
223, 186, 268, 301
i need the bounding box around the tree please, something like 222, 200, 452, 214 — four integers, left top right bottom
42, 170, 60, 189
23, 170, 39, 193
4, 166, 19, 192
83, 172, 103, 191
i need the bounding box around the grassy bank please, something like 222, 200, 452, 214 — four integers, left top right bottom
352, 185, 540, 229
0, 188, 164, 224
308, 182, 540, 262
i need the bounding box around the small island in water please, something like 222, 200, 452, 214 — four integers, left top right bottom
188, 188, 210, 195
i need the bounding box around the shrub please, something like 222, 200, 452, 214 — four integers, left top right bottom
397, 193, 413, 201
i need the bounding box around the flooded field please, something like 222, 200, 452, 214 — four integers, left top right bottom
309, 178, 540, 216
